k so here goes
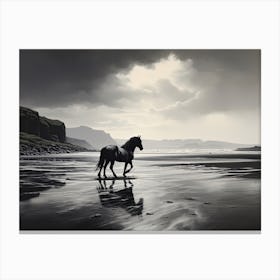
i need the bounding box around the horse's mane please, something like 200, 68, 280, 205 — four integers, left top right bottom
121, 137, 136, 151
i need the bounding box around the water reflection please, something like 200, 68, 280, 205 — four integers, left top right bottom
20, 169, 66, 201
97, 179, 144, 216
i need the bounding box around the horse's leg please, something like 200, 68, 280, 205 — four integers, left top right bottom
125, 162, 133, 174
97, 160, 104, 177
97, 149, 105, 177
109, 180, 116, 189
110, 161, 117, 178
103, 160, 109, 178
123, 162, 128, 177
101, 180, 106, 189
97, 178, 103, 190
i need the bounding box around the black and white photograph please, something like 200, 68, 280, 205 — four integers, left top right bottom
1, 0, 280, 279
20, 49, 261, 231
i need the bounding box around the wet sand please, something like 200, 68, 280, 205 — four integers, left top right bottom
20, 151, 261, 231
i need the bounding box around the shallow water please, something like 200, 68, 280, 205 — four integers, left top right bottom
20, 152, 261, 231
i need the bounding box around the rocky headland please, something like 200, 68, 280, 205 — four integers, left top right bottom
20, 106, 91, 155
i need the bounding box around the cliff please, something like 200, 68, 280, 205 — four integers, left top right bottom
20, 106, 66, 142
20, 107, 88, 155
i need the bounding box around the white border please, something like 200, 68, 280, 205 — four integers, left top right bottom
1, 1, 280, 280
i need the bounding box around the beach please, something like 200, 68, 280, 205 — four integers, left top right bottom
20, 151, 261, 231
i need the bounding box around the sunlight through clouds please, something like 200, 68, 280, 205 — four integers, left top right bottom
21, 50, 260, 143
115, 54, 198, 111
117, 54, 195, 92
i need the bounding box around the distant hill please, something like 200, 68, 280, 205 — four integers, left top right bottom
66, 137, 95, 150
236, 146, 261, 151
116, 138, 251, 150
66, 126, 117, 150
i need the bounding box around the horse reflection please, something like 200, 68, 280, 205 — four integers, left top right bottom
97, 179, 143, 216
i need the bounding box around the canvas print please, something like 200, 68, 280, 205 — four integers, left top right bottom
20, 50, 261, 231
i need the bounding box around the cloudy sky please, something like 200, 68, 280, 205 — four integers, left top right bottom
20, 50, 260, 144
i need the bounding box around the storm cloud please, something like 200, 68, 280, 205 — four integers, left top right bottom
20, 50, 260, 143
20, 50, 171, 107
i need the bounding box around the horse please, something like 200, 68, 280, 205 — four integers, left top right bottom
96, 136, 143, 178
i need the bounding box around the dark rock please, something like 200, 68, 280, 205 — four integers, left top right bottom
166, 200, 174, 204
20, 132, 88, 156
39, 117, 50, 139
184, 197, 197, 201
20, 107, 40, 136
236, 146, 261, 151
40, 116, 65, 142
20, 106, 66, 143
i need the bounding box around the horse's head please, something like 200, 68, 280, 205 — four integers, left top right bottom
132, 136, 143, 151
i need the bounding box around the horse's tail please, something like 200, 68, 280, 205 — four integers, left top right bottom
95, 148, 105, 171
